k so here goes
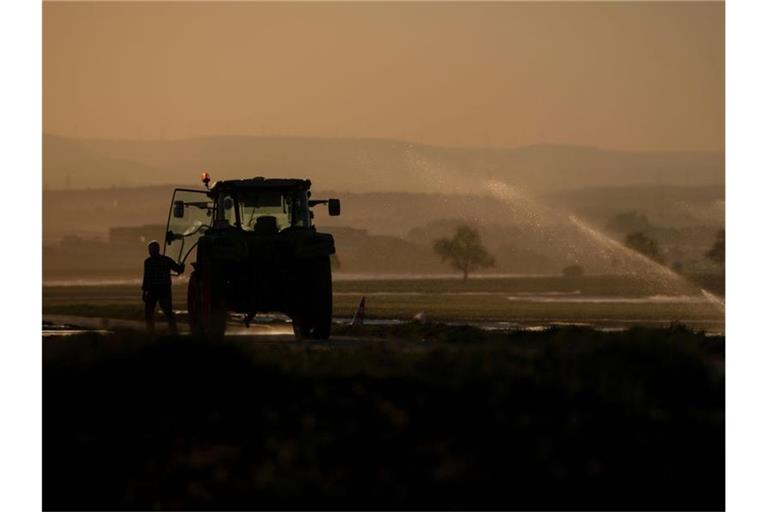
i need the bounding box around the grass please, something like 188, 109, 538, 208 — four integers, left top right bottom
333, 274, 696, 296
43, 274, 724, 331
42, 296, 722, 326
44, 325, 724, 510
332, 294, 721, 324
43, 274, 694, 303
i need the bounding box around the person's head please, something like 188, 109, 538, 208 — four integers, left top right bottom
148, 240, 160, 257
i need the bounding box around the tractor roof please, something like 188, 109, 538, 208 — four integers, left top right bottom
210, 177, 312, 192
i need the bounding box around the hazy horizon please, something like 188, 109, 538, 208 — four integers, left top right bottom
42, 132, 725, 193
43, 131, 727, 153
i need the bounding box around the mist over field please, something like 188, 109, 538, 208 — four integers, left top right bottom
42, 134, 724, 280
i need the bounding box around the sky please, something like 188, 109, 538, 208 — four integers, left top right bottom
43, 1, 724, 151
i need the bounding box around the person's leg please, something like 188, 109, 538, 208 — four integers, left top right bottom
144, 293, 158, 334
158, 294, 178, 335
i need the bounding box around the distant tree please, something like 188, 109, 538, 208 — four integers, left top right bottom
625, 231, 664, 264
706, 229, 725, 266
562, 264, 584, 278
433, 225, 494, 282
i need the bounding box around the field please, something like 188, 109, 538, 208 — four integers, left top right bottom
43, 274, 725, 509
43, 274, 725, 333
44, 324, 724, 510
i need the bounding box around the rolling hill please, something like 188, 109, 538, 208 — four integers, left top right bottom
43, 134, 724, 194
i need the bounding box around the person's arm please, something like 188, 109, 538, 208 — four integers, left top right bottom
168, 256, 185, 275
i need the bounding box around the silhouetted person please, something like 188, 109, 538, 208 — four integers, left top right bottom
142, 240, 184, 335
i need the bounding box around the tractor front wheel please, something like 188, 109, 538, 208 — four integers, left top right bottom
188, 267, 227, 339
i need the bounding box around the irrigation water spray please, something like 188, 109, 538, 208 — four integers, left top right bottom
401, 150, 725, 318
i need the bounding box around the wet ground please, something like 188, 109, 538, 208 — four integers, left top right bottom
42, 274, 726, 339
43, 315, 295, 338
43, 313, 726, 341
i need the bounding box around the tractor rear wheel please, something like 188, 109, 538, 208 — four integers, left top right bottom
188, 263, 227, 339
187, 270, 203, 336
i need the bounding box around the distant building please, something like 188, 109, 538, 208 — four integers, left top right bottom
59, 235, 105, 249
109, 224, 166, 247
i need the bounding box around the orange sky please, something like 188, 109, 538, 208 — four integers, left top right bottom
43, 1, 724, 151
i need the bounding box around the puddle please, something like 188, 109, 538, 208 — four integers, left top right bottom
43, 329, 112, 337
505, 295, 711, 304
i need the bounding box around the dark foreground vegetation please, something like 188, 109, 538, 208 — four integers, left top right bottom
44, 325, 724, 510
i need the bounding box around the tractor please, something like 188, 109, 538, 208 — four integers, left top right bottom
163, 174, 340, 339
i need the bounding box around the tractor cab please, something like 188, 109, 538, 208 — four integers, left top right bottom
164, 175, 340, 265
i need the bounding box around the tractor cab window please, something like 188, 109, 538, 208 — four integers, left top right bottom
238, 190, 310, 233
164, 189, 213, 264
215, 194, 236, 227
